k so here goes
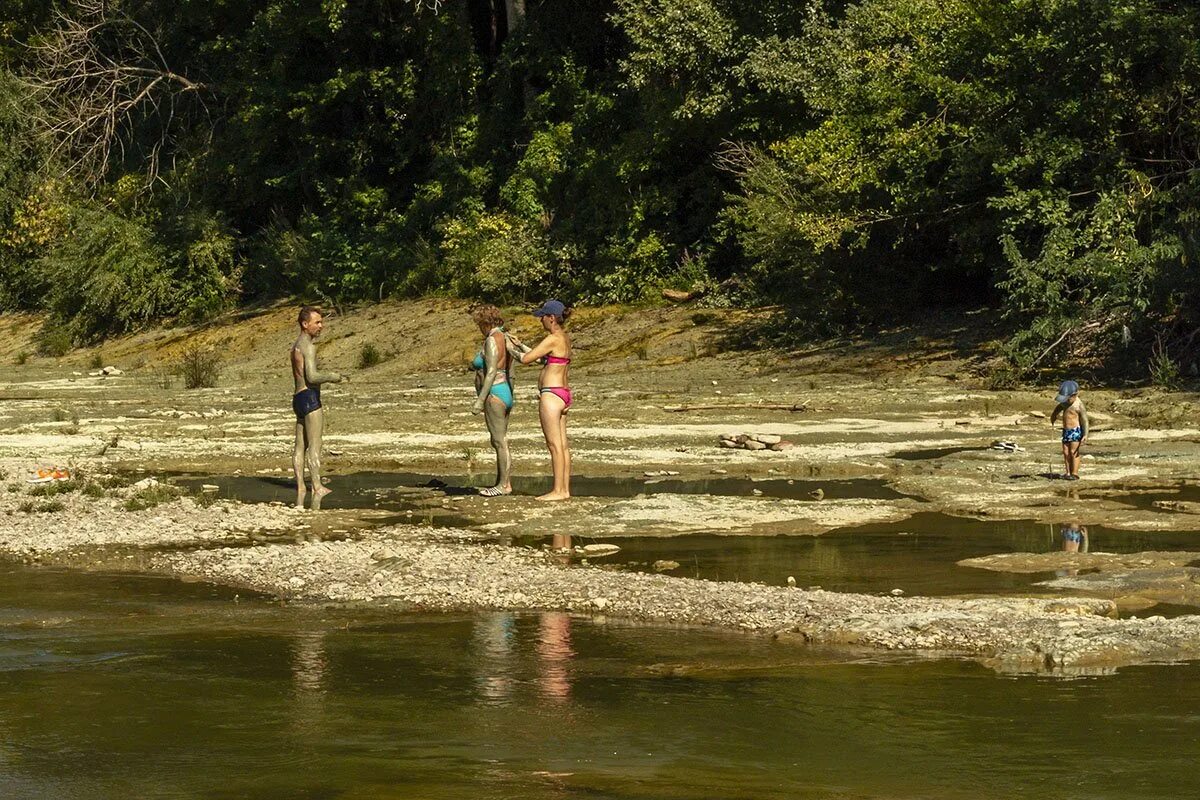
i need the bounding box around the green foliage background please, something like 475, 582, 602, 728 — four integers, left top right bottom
1, 0, 1198, 375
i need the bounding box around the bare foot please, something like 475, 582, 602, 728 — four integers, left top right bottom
536, 491, 570, 502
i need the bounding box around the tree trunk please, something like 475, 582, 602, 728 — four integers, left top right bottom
504, 0, 525, 33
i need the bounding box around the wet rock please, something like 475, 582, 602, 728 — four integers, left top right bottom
579, 543, 621, 557
1151, 500, 1200, 514
653, 560, 680, 572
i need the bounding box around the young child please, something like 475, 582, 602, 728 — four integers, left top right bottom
1050, 380, 1089, 480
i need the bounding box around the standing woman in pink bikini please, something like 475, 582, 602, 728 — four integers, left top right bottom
508, 300, 573, 501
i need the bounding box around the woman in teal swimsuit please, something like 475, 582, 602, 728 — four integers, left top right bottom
508, 300, 572, 503
471, 305, 514, 496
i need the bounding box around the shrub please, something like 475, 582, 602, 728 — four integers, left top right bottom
123, 483, 182, 511
1149, 342, 1182, 390
39, 206, 175, 343
176, 344, 221, 389
14, 350, 28, 365
357, 342, 385, 369
35, 325, 71, 357
89, 353, 103, 369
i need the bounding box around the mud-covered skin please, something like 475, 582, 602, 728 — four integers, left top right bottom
291, 319, 345, 510
473, 329, 512, 493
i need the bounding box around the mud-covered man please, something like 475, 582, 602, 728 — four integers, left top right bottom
291, 306, 347, 509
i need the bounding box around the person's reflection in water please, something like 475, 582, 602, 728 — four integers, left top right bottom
473, 611, 517, 705
537, 612, 575, 703
549, 533, 572, 565
290, 629, 328, 735
1061, 521, 1089, 554
1056, 521, 1089, 577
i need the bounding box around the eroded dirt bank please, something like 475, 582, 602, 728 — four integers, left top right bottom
3, 301, 1200, 671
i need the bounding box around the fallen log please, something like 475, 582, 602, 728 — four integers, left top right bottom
662, 287, 706, 303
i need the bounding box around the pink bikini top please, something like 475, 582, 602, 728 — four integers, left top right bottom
545, 355, 571, 365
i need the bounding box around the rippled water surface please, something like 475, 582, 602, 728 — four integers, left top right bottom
2, 565, 1200, 799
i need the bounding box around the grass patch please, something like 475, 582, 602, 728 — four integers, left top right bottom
18, 499, 65, 513
123, 483, 183, 511
177, 345, 222, 389
15, 350, 28, 365
357, 342, 385, 369
89, 353, 103, 369
27, 479, 84, 497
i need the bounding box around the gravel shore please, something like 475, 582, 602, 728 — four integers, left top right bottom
152, 523, 1200, 674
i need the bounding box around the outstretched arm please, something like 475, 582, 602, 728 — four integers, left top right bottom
1078, 402, 1089, 440
504, 333, 531, 360
301, 342, 344, 386
473, 335, 504, 413
516, 334, 558, 365
1051, 403, 1065, 425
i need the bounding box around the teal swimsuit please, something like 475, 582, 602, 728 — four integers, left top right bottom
473, 343, 514, 410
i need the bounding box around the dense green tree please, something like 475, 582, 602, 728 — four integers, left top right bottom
0, 0, 1197, 375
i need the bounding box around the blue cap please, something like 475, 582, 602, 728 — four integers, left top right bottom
533, 299, 565, 318
1055, 380, 1079, 404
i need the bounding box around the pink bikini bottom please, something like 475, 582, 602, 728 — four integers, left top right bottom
539, 386, 573, 409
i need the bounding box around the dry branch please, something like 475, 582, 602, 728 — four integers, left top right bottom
664, 402, 810, 413
22, 0, 207, 189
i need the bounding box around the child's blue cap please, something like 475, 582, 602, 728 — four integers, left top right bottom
533, 299, 565, 318
1055, 380, 1080, 404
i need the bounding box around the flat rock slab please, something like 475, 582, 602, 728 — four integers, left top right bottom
960, 551, 1200, 574
581, 494, 914, 536
1037, 567, 1200, 608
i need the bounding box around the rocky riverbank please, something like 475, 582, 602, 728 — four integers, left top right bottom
4, 300, 1200, 674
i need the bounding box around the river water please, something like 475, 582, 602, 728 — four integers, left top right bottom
3, 564, 1200, 799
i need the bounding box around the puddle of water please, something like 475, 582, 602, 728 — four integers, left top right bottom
892, 445, 987, 461
585, 513, 1200, 606
176, 471, 909, 510
1108, 483, 1200, 511
2, 564, 1200, 799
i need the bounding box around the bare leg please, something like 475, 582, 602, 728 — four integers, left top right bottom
293, 420, 308, 508
482, 397, 512, 495
537, 393, 570, 501
305, 408, 331, 510
558, 409, 570, 497
1061, 442, 1072, 477
1070, 442, 1082, 478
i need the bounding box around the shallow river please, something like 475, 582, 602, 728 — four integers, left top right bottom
3, 565, 1200, 799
